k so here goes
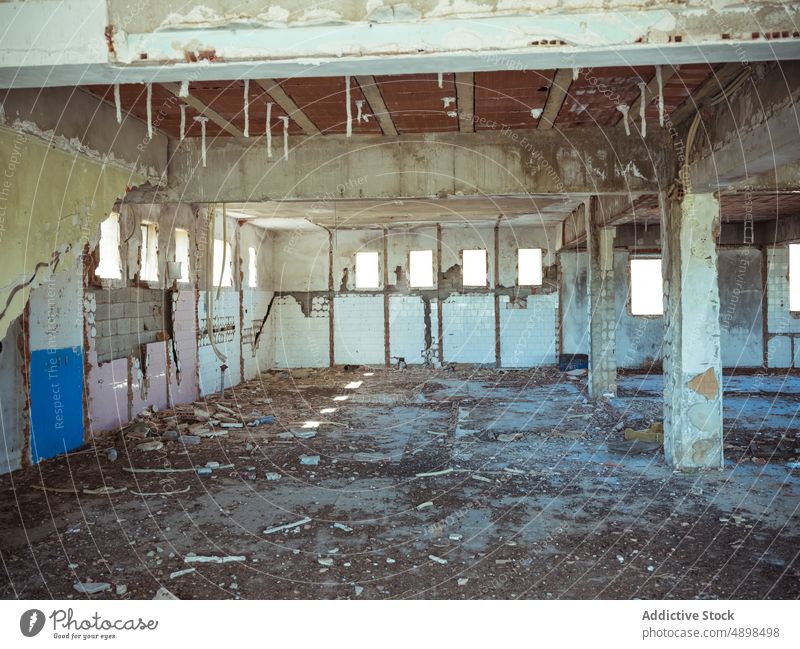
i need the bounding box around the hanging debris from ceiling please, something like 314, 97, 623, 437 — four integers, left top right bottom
113, 83, 121, 124
243, 79, 250, 138
194, 116, 209, 166
345, 75, 352, 137
146, 83, 153, 138
266, 102, 273, 158
616, 104, 631, 136
638, 81, 647, 137
280, 115, 289, 160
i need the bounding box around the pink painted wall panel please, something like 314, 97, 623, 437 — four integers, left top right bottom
86, 346, 129, 435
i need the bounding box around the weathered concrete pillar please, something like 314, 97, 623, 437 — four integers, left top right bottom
587, 198, 617, 398
662, 192, 724, 469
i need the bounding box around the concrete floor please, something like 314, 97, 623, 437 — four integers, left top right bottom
1, 368, 798, 599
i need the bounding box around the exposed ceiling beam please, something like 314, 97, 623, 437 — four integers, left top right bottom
539, 69, 573, 129
254, 79, 320, 136
161, 82, 243, 137
354, 75, 397, 136
670, 62, 746, 125
455, 72, 475, 133
628, 65, 679, 124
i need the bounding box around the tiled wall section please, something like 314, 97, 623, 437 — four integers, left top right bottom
389, 295, 430, 364
442, 294, 495, 364
334, 295, 385, 365
499, 293, 558, 367
273, 296, 330, 368
198, 290, 242, 395
766, 247, 800, 367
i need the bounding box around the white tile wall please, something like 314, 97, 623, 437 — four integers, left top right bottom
499, 293, 558, 367
767, 335, 793, 368
442, 294, 495, 364
273, 296, 330, 368
767, 247, 800, 335
197, 290, 242, 395
334, 295, 385, 365
389, 295, 427, 364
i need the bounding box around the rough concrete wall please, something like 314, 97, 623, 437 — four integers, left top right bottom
613, 250, 663, 370
718, 248, 763, 368
559, 250, 589, 356
273, 228, 329, 292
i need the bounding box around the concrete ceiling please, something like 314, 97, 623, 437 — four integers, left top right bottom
228, 195, 584, 230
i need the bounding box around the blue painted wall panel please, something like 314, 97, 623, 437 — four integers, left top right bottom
29, 347, 84, 463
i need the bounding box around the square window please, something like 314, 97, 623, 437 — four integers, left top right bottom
213, 239, 233, 287
174, 228, 190, 283
248, 246, 258, 288
518, 248, 543, 286
409, 250, 434, 287
355, 251, 380, 289
96, 213, 122, 279
630, 258, 663, 316
790, 243, 800, 312
140, 222, 159, 282
462, 249, 487, 287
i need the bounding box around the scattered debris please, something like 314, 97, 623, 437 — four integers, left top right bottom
115, 584, 128, 596
169, 568, 196, 579
73, 581, 111, 594
131, 486, 191, 497
457, 578, 469, 586
105, 448, 118, 462
318, 557, 334, 567
415, 468, 453, 478
292, 430, 317, 439
333, 522, 354, 533
471, 474, 492, 483
184, 554, 246, 564
265, 472, 282, 481
496, 433, 524, 442
153, 586, 179, 600
299, 454, 320, 465
429, 554, 448, 565
449, 534, 463, 541
607, 440, 661, 455
263, 516, 312, 535
417, 501, 434, 510
83, 486, 127, 496
624, 422, 664, 444
353, 452, 392, 463
354, 585, 364, 596
135, 440, 164, 452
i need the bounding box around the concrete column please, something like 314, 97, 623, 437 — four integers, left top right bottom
662, 192, 724, 470
587, 198, 617, 398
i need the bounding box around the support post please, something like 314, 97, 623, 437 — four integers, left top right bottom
662, 192, 724, 469
587, 197, 617, 398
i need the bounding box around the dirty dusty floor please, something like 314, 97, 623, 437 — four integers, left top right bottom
1, 367, 798, 600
